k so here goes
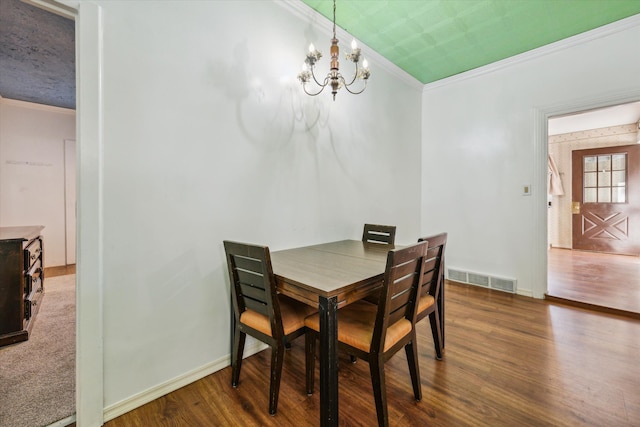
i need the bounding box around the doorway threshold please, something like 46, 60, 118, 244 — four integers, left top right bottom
545, 293, 640, 320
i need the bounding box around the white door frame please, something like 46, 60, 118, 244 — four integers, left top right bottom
534, 91, 640, 300
75, 3, 105, 425
26, 1, 105, 425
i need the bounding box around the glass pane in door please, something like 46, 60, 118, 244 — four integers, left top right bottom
598, 155, 611, 172
598, 188, 611, 203
612, 154, 626, 170
584, 156, 597, 172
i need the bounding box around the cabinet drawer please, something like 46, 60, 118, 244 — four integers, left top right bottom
23, 237, 42, 270
24, 259, 43, 296
24, 278, 44, 321
24, 299, 32, 320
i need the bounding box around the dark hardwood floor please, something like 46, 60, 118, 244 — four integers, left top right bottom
103, 281, 640, 426
547, 248, 640, 318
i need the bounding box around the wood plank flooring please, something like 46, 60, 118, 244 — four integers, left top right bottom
45, 264, 76, 278
103, 282, 640, 426
547, 248, 640, 318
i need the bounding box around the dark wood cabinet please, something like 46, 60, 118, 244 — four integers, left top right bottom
0, 226, 45, 347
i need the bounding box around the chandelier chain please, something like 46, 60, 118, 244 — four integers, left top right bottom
333, 0, 337, 39
296, 0, 370, 100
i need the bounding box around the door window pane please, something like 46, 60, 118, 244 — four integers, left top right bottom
583, 152, 627, 204
612, 171, 626, 186
612, 187, 626, 203
598, 188, 611, 203
598, 155, 611, 172
584, 172, 597, 187
584, 156, 597, 172
598, 171, 611, 186
584, 188, 597, 203
612, 154, 626, 170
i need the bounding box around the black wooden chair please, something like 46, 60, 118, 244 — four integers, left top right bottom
417, 233, 447, 360
304, 241, 428, 427
362, 223, 397, 245
224, 240, 316, 415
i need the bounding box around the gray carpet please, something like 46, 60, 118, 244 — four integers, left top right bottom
0, 274, 75, 427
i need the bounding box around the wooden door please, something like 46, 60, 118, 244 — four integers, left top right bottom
572, 144, 640, 255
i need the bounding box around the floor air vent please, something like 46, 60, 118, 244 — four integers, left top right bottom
468, 273, 490, 287
447, 268, 516, 293
490, 277, 517, 293
447, 269, 468, 283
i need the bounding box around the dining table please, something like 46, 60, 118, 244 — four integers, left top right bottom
270, 239, 397, 426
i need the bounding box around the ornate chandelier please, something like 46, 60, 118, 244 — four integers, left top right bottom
297, 0, 370, 101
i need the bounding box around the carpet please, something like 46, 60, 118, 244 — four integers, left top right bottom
0, 274, 75, 427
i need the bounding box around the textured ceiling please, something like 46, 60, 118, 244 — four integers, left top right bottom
1, 1, 640, 110
0, 0, 75, 109
301, 0, 640, 84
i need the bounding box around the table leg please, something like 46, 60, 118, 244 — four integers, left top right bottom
319, 295, 338, 427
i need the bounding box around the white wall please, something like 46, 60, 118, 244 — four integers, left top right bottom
421, 17, 640, 298
0, 98, 76, 266
76, 0, 423, 415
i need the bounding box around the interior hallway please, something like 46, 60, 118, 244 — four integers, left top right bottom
546, 247, 640, 319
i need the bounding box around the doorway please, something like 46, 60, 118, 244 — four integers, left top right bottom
547, 102, 640, 316
0, 1, 78, 426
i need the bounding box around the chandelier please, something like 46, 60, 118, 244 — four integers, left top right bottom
297, 0, 370, 100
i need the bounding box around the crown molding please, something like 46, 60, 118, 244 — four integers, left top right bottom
0, 96, 76, 115
424, 13, 640, 92
22, 0, 76, 19
275, 0, 424, 91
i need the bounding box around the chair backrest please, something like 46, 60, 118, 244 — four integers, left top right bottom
418, 233, 447, 302
362, 223, 397, 245
223, 241, 283, 340
372, 241, 428, 353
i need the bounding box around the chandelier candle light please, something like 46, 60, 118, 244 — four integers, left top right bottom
297, 0, 370, 100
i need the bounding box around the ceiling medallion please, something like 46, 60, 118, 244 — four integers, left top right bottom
297, 0, 370, 101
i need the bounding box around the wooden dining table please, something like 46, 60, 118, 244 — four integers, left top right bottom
270, 239, 396, 427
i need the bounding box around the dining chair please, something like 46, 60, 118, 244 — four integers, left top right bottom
359, 223, 397, 309
224, 240, 317, 415
417, 233, 447, 360
362, 223, 397, 245
304, 241, 428, 427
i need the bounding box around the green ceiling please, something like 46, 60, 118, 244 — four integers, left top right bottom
300, 0, 640, 84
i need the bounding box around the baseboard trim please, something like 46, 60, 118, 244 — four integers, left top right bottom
102, 341, 268, 422
44, 264, 76, 277
516, 288, 534, 298
46, 414, 76, 427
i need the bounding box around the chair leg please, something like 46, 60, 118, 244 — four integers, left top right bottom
231, 328, 246, 387
370, 357, 389, 427
350, 354, 357, 363
429, 309, 443, 360
268, 343, 285, 415
305, 331, 316, 395
405, 334, 422, 401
